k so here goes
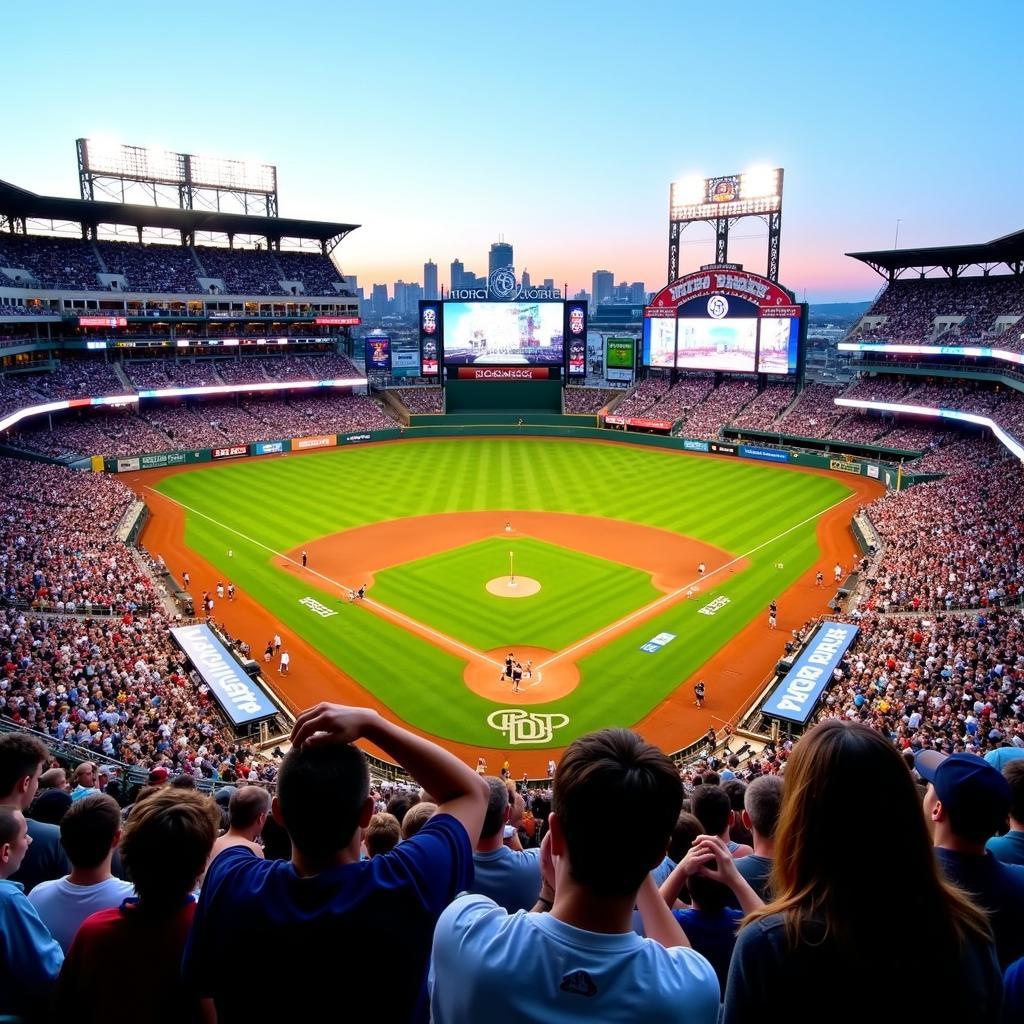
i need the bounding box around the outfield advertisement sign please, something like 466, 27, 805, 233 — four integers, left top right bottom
640, 631, 677, 654
829, 458, 861, 475
339, 432, 373, 444
250, 439, 290, 456
604, 415, 674, 431
709, 441, 737, 456
683, 439, 710, 452
110, 449, 208, 472
293, 434, 337, 451
212, 444, 248, 461
170, 624, 276, 726
740, 444, 789, 463
761, 621, 859, 725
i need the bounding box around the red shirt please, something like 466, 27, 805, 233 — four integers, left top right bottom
56, 897, 202, 1023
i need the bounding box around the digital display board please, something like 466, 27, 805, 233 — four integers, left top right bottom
419, 301, 440, 375
676, 318, 757, 372
364, 335, 392, 372
443, 301, 564, 365
605, 338, 635, 369
565, 300, 588, 376
79, 316, 127, 328
642, 317, 676, 368
757, 317, 801, 374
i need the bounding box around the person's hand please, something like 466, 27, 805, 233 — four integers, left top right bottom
291, 703, 380, 748
678, 841, 716, 881
691, 834, 741, 886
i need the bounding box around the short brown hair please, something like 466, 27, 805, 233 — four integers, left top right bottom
364, 813, 400, 857
0, 734, 47, 796
554, 728, 682, 898
60, 794, 122, 869
120, 789, 219, 908
229, 786, 271, 830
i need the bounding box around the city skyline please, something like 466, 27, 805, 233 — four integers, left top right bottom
2, 2, 1020, 302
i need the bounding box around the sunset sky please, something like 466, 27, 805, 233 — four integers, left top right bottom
3, 1, 1019, 301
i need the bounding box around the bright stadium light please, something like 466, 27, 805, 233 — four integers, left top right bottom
741, 166, 779, 199
672, 175, 706, 207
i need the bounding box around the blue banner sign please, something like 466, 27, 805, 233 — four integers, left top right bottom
761, 621, 859, 724
251, 439, 289, 456
683, 439, 710, 452
740, 444, 789, 463
640, 631, 677, 654
170, 624, 277, 726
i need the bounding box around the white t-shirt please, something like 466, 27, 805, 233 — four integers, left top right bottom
431, 894, 719, 1023
28, 875, 135, 952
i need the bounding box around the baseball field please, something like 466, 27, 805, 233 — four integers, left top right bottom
134, 437, 880, 772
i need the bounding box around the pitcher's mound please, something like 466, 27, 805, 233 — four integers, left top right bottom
486, 576, 541, 598
464, 646, 579, 702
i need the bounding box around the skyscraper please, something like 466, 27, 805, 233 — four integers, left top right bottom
489, 241, 514, 277
592, 270, 614, 311
450, 259, 465, 292
424, 260, 439, 300
371, 283, 388, 315
521, 269, 531, 288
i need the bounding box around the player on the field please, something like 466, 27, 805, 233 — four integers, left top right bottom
694, 680, 706, 708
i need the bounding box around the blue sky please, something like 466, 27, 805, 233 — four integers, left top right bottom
3, 1, 1020, 301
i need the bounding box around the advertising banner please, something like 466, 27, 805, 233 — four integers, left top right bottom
761, 622, 859, 724
170, 624, 276, 727
339, 432, 372, 444
391, 347, 420, 377
419, 301, 441, 375
867, 463, 880, 479
566, 300, 588, 376
605, 415, 674, 431
455, 367, 551, 380
741, 444, 790, 463
829, 458, 861, 475
683, 439, 710, 452
709, 441, 737, 456
135, 449, 206, 470
314, 316, 361, 326
250, 439, 290, 456
365, 335, 392, 372
212, 444, 248, 461
292, 434, 337, 451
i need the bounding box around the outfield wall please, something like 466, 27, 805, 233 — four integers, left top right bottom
99, 421, 913, 487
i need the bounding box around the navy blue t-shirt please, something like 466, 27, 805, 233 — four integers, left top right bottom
673, 906, 743, 995
183, 813, 472, 1023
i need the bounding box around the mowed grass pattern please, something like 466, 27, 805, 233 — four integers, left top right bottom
371, 537, 661, 652
156, 439, 852, 746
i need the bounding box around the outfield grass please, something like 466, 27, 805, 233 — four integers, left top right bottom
157, 439, 852, 746
371, 536, 661, 652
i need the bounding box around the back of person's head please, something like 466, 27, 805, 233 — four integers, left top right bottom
39, 767, 68, 791
277, 742, 369, 858
1006, 760, 1024, 825
691, 785, 731, 836
667, 811, 703, 865
229, 786, 271, 831
386, 791, 415, 826
554, 728, 681, 898
60, 793, 122, 868
756, 720, 990, 951
260, 811, 292, 861
744, 775, 784, 839
30, 788, 72, 825
688, 871, 732, 913
480, 776, 511, 840
401, 801, 437, 841
365, 812, 401, 857
703, 771, 721, 786
120, 789, 219, 908
722, 778, 747, 811
0, 733, 47, 797
169, 774, 197, 790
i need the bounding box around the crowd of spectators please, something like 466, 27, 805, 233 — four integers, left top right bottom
680, 380, 757, 439
274, 251, 346, 295
644, 374, 716, 421
773, 382, 846, 437
729, 382, 795, 431
562, 387, 619, 414
95, 241, 200, 294
5, 409, 169, 460
393, 388, 444, 414
614, 376, 670, 417
194, 247, 286, 296
0, 235, 100, 290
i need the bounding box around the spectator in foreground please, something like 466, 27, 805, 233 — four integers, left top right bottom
28, 794, 133, 952
0, 805, 64, 1019
691, 785, 753, 858
431, 728, 720, 1023
55, 788, 220, 1023
363, 812, 401, 857
986, 760, 1024, 867
0, 734, 69, 893
733, 775, 784, 901
724, 721, 1001, 1022
208, 786, 271, 861
183, 703, 488, 1023
401, 800, 438, 840
917, 748, 1024, 969
466, 777, 541, 913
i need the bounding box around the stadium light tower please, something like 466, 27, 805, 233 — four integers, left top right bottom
667, 167, 784, 284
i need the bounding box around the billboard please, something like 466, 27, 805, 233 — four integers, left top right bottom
443, 301, 564, 365
761, 622, 859, 724
756, 316, 801, 374
605, 337, 635, 370
565, 300, 588, 377
419, 301, 441, 375
642, 316, 676, 368
364, 335, 392, 372
676, 316, 757, 372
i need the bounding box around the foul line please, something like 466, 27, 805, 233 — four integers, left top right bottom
535, 492, 859, 671
144, 487, 503, 669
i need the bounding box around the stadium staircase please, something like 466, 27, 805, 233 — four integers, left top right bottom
91, 241, 108, 273
112, 362, 134, 392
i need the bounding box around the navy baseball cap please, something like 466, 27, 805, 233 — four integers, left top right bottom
915, 750, 1010, 835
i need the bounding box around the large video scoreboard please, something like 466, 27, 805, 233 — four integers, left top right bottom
642, 267, 804, 376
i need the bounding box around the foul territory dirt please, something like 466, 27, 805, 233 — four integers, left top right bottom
128, 446, 884, 774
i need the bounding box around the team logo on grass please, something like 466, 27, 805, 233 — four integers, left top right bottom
299, 596, 337, 618
487, 709, 569, 745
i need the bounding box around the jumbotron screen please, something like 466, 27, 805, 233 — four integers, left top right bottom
642, 317, 676, 368
443, 301, 564, 365
677, 318, 757, 372
757, 317, 800, 374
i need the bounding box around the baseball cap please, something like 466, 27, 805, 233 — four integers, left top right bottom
915, 750, 1010, 838
97, 765, 117, 778
214, 787, 234, 807
148, 766, 170, 783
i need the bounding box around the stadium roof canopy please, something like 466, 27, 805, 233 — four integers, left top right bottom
0, 180, 359, 252
847, 229, 1024, 280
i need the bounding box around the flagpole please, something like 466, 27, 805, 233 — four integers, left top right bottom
509, 550, 515, 587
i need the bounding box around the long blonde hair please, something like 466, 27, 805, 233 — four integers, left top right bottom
747, 720, 990, 950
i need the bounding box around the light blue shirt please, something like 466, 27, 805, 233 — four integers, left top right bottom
431, 893, 720, 1023
0, 878, 64, 1017
985, 748, 1024, 770
469, 846, 542, 913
